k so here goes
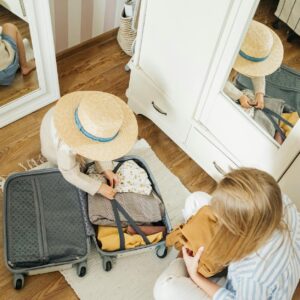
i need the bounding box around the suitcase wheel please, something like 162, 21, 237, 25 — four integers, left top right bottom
13, 274, 24, 290
77, 262, 87, 277
156, 245, 168, 259
102, 257, 113, 272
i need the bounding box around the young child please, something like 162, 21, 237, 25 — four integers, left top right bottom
155, 168, 300, 300
40, 91, 138, 199
224, 20, 284, 110
0, 23, 35, 86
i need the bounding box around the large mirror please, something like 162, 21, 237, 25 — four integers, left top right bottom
223, 0, 300, 146
0, 1, 38, 107
0, 0, 59, 127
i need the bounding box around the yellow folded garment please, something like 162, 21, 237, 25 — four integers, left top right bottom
280, 112, 299, 136
97, 226, 163, 251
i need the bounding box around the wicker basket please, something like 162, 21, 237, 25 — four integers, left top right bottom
117, 8, 137, 56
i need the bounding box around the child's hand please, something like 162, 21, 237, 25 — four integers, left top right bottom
239, 95, 252, 108
98, 183, 116, 199
103, 170, 119, 188
255, 93, 264, 109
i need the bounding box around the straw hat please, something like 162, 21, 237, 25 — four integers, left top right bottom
54, 91, 138, 161
233, 20, 283, 77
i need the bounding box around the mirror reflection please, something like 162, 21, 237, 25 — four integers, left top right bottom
0, 2, 38, 107
224, 0, 300, 145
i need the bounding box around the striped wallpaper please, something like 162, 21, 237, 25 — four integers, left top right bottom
49, 0, 126, 53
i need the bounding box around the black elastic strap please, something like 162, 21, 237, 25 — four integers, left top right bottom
111, 200, 126, 250
114, 200, 151, 245
263, 107, 294, 128
113, 161, 124, 173
262, 108, 288, 141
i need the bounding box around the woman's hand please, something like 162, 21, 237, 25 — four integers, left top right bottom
255, 93, 264, 109
98, 183, 116, 199
182, 246, 221, 297
182, 246, 204, 281
103, 170, 119, 188
239, 95, 252, 108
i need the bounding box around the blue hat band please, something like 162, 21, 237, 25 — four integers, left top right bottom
239, 50, 269, 63
74, 108, 119, 142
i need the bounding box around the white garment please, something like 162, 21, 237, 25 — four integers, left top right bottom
153, 258, 225, 300
115, 160, 152, 195
87, 160, 152, 195
182, 192, 212, 222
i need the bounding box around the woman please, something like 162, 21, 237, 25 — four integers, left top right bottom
154, 168, 300, 299
40, 91, 138, 199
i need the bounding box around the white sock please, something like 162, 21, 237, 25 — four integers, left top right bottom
23, 38, 34, 61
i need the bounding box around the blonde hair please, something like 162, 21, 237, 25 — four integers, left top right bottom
210, 168, 284, 262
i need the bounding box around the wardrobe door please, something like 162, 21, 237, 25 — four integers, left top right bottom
194, 0, 300, 179
135, 0, 232, 141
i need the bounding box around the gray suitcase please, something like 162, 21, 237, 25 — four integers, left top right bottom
3, 155, 171, 289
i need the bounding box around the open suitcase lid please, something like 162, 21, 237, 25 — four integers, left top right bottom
3, 168, 92, 270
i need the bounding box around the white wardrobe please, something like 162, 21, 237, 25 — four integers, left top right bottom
126, 0, 300, 208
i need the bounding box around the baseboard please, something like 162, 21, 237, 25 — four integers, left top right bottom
56, 28, 118, 61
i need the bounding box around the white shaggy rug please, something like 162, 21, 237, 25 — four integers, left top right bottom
33, 139, 190, 300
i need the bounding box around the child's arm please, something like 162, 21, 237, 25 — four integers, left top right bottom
224, 81, 252, 108
251, 76, 265, 109
57, 148, 116, 199
95, 161, 119, 188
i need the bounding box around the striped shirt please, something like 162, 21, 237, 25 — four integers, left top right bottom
213, 195, 300, 300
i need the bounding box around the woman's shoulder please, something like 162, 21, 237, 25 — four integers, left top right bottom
282, 194, 300, 236
230, 195, 299, 280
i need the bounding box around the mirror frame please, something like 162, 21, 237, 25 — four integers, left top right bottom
0, 0, 60, 127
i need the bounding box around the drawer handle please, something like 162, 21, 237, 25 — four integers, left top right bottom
152, 101, 167, 115
213, 161, 226, 175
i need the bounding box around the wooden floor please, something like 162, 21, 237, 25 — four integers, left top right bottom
0, 5, 39, 107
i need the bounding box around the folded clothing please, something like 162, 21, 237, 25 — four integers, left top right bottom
98, 226, 163, 251
87, 160, 152, 195
88, 192, 164, 226
127, 225, 166, 236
